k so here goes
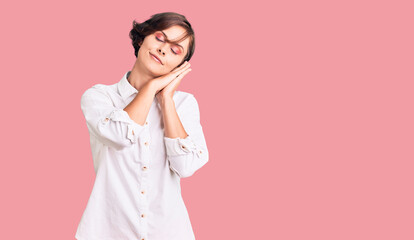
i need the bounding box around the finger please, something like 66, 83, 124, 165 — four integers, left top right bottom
171, 66, 190, 80
166, 68, 191, 88
165, 75, 185, 93
174, 68, 192, 80
175, 61, 190, 71
158, 64, 191, 89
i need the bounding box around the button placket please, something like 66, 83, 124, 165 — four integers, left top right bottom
138, 168, 149, 226
140, 163, 148, 203
137, 130, 151, 238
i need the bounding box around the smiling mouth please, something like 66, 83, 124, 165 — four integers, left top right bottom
150, 53, 163, 65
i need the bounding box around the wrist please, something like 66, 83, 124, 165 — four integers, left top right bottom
160, 97, 174, 108
144, 81, 159, 95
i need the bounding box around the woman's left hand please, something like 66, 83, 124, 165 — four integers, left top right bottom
156, 65, 192, 104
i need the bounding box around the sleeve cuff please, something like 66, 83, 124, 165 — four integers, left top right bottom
164, 135, 198, 156
104, 109, 145, 144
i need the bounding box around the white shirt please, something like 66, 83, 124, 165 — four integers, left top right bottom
75, 71, 209, 240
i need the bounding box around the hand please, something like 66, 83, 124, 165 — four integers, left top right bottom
155, 62, 192, 103
151, 61, 191, 94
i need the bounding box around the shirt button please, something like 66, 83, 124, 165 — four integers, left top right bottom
199, 150, 202, 154
142, 166, 148, 171
104, 117, 109, 122
145, 121, 148, 125
141, 213, 145, 218
141, 190, 145, 194
144, 141, 149, 146
181, 145, 186, 149
132, 130, 135, 135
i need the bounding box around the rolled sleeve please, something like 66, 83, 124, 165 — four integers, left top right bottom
81, 86, 145, 150
164, 135, 203, 157
164, 94, 209, 178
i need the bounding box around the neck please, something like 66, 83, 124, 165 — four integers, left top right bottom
127, 60, 155, 92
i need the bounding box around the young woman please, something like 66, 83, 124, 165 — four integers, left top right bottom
75, 12, 209, 240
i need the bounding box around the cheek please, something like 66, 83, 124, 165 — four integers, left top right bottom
175, 60, 185, 69
169, 63, 180, 72
171, 58, 184, 67
137, 45, 146, 55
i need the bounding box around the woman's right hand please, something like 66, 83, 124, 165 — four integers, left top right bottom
149, 61, 191, 94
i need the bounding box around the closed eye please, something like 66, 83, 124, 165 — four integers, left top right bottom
156, 36, 178, 55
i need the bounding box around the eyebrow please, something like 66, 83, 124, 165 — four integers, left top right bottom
160, 30, 185, 52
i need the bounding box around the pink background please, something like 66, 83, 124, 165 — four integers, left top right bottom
1, 0, 413, 239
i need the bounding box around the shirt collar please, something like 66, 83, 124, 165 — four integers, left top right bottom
118, 71, 138, 100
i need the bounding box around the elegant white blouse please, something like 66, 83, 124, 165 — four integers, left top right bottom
75, 71, 209, 240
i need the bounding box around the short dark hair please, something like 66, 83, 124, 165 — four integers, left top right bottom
129, 12, 195, 65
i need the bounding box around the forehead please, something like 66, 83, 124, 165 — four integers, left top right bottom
157, 26, 190, 52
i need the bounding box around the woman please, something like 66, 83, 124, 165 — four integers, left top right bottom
75, 12, 209, 240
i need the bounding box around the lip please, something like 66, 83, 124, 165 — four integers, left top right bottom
150, 53, 163, 65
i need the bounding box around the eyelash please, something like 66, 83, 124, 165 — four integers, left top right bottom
155, 36, 178, 54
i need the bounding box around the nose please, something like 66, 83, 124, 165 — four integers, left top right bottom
157, 48, 165, 56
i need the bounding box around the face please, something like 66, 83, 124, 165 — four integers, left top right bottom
136, 25, 190, 76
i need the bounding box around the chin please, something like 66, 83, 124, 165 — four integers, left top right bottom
146, 63, 167, 76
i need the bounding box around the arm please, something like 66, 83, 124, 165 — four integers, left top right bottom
160, 94, 209, 178
123, 82, 158, 125
80, 83, 156, 151
161, 97, 189, 139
